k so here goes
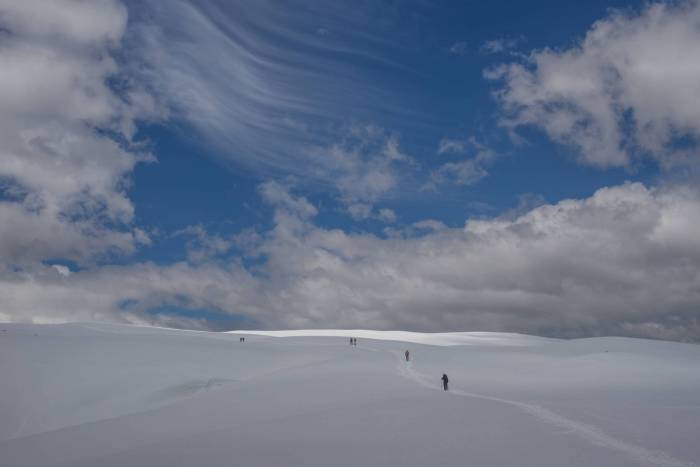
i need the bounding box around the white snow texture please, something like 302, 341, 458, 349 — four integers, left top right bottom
1, 323, 700, 467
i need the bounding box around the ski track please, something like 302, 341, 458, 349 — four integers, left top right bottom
391, 350, 698, 467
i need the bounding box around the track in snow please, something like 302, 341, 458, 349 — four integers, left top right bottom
392, 351, 697, 467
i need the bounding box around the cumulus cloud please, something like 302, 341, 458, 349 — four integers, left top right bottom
487, 2, 700, 168
3, 181, 700, 341
0, 0, 161, 267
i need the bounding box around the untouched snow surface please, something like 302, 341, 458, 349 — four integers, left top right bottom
2, 323, 700, 467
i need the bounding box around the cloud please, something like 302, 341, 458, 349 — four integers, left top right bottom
306, 126, 412, 206
3, 181, 700, 341
480, 37, 522, 54
431, 160, 489, 187
377, 208, 397, 223
449, 41, 468, 56
427, 137, 497, 188
174, 225, 234, 264
347, 204, 396, 223
259, 180, 318, 220
347, 203, 373, 221
437, 139, 468, 155
130, 0, 410, 183
2, 0, 700, 344
51, 265, 72, 278
487, 2, 700, 169
0, 0, 162, 267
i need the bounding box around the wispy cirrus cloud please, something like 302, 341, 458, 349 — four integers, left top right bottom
130, 0, 414, 183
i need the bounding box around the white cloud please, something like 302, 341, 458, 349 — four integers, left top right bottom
377, 208, 397, 223
259, 181, 318, 220
437, 139, 468, 155
428, 137, 497, 188
487, 2, 700, 168
3, 181, 700, 341
2, 0, 700, 344
347, 203, 373, 221
51, 265, 72, 277
431, 160, 489, 186
449, 41, 468, 56
130, 0, 408, 183
307, 126, 411, 205
480, 37, 521, 54
347, 203, 396, 224
174, 225, 234, 264
0, 0, 162, 266
0, 0, 126, 45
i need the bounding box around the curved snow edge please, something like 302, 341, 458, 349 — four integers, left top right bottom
227, 329, 558, 347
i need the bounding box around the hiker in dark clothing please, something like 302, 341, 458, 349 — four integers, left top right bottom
405, 350, 410, 362
441, 373, 449, 391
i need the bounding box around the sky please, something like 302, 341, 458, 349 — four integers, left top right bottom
1, 0, 699, 340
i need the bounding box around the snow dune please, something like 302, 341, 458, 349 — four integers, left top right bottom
1, 323, 700, 467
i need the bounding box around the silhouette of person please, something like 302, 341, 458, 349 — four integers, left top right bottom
405, 350, 410, 362
441, 373, 449, 391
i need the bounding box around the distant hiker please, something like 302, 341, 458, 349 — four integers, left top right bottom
350, 337, 354, 345
239, 337, 245, 343
441, 373, 449, 391
405, 350, 410, 362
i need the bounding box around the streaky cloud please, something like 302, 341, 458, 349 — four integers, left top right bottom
129, 0, 420, 181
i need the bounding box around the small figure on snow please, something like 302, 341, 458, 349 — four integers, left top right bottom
441, 373, 449, 391
405, 350, 410, 362
239, 337, 245, 343
349, 337, 354, 345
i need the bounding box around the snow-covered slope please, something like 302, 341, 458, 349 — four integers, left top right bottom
231, 328, 555, 346
1, 322, 700, 467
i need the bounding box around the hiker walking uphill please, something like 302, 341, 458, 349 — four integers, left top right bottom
441, 373, 449, 391
405, 350, 410, 362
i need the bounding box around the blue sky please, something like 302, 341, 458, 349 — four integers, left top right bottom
1, 0, 700, 340
129, 0, 653, 257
